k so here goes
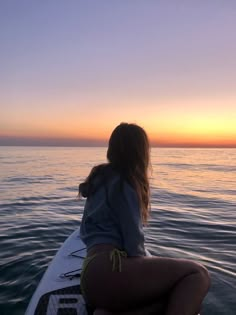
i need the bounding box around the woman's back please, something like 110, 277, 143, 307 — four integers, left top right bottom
80, 165, 145, 257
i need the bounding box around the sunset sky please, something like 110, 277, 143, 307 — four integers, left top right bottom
1, 1, 236, 147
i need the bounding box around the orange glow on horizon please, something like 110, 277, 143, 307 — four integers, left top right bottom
1, 128, 236, 147
1, 99, 236, 147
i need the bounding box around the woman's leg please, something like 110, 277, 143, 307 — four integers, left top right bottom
84, 255, 210, 315
94, 307, 201, 315
93, 311, 112, 315
94, 299, 167, 315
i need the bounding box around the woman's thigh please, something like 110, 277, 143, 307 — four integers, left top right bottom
84, 254, 206, 311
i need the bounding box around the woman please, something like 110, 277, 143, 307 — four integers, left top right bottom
79, 123, 210, 315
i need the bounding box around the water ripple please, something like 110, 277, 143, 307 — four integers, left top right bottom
0, 147, 235, 315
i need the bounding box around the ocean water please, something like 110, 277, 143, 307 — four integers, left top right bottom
0, 146, 235, 315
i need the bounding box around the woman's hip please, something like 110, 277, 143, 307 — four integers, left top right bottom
80, 248, 128, 305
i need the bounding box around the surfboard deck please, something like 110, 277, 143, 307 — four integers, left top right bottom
25, 229, 88, 315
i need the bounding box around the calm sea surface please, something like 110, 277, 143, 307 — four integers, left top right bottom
0, 147, 235, 315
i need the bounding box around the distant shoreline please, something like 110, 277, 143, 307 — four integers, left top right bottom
0, 145, 236, 149
1, 136, 235, 149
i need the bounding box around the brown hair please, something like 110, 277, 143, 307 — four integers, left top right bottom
107, 123, 150, 223
79, 123, 151, 223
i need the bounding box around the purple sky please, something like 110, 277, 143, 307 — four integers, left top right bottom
1, 1, 236, 147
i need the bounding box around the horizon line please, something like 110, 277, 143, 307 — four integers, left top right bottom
0, 136, 235, 149
1, 144, 236, 149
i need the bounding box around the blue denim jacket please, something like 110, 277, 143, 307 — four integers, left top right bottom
80, 171, 145, 257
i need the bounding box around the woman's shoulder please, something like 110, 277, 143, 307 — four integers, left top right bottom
80, 163, 136, 198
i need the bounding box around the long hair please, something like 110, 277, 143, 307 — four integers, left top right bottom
107, 123, 150, 223
79, 123, 151, 223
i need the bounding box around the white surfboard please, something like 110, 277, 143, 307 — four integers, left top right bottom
25, 229, 88, 315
